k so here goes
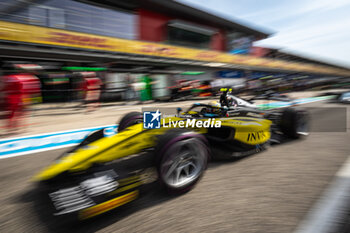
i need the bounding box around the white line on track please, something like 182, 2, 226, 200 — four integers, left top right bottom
0, 144, 79, 159
0, 124, 115, 142
294, 156, 350, 233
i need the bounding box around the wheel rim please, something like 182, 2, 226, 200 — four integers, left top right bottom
160, 138, 206, 188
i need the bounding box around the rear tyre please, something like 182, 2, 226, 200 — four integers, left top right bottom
118, 112, 143, 132
155, 129, 209, 194
280, 108, 309, 139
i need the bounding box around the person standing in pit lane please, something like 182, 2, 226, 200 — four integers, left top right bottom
81, 72, 103, 113
2, 75, 25, 133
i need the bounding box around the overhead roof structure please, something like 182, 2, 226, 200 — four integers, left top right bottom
82, 0, 271, 38
0, 19, 349, 76
0, 1, 349, 76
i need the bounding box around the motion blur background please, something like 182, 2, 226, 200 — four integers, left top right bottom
0, 0, 350, 129
1, 1, 350, 233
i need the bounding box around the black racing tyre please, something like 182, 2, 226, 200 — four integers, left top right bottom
118, 112, 143, 132
155, 129, 209, 194
280, 108, 309, 139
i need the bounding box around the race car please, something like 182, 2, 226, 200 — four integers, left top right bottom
33, 100, 308, 220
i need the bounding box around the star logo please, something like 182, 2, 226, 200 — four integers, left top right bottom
151, 110, 161, 122
143, 110, 161, 129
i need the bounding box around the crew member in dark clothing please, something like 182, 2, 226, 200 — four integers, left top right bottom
220, 89, 238, 108
220, 90, 229, 107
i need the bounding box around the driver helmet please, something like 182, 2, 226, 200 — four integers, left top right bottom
208, 101, 221, 108
208, 101, 221, 114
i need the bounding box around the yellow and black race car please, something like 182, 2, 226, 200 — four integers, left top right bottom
33, 103, 308, 220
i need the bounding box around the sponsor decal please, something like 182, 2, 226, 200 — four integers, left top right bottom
46, 32, 114, 49
247, 131, 267, 142
195, 51, 219, 59
79, 190, 139, 219
138, 44, 178, 56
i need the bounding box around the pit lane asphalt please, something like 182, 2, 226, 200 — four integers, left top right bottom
0, 100, 349, 233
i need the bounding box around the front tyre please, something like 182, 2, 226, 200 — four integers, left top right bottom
118, 112, 143, 132
155, 129, 209, 194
